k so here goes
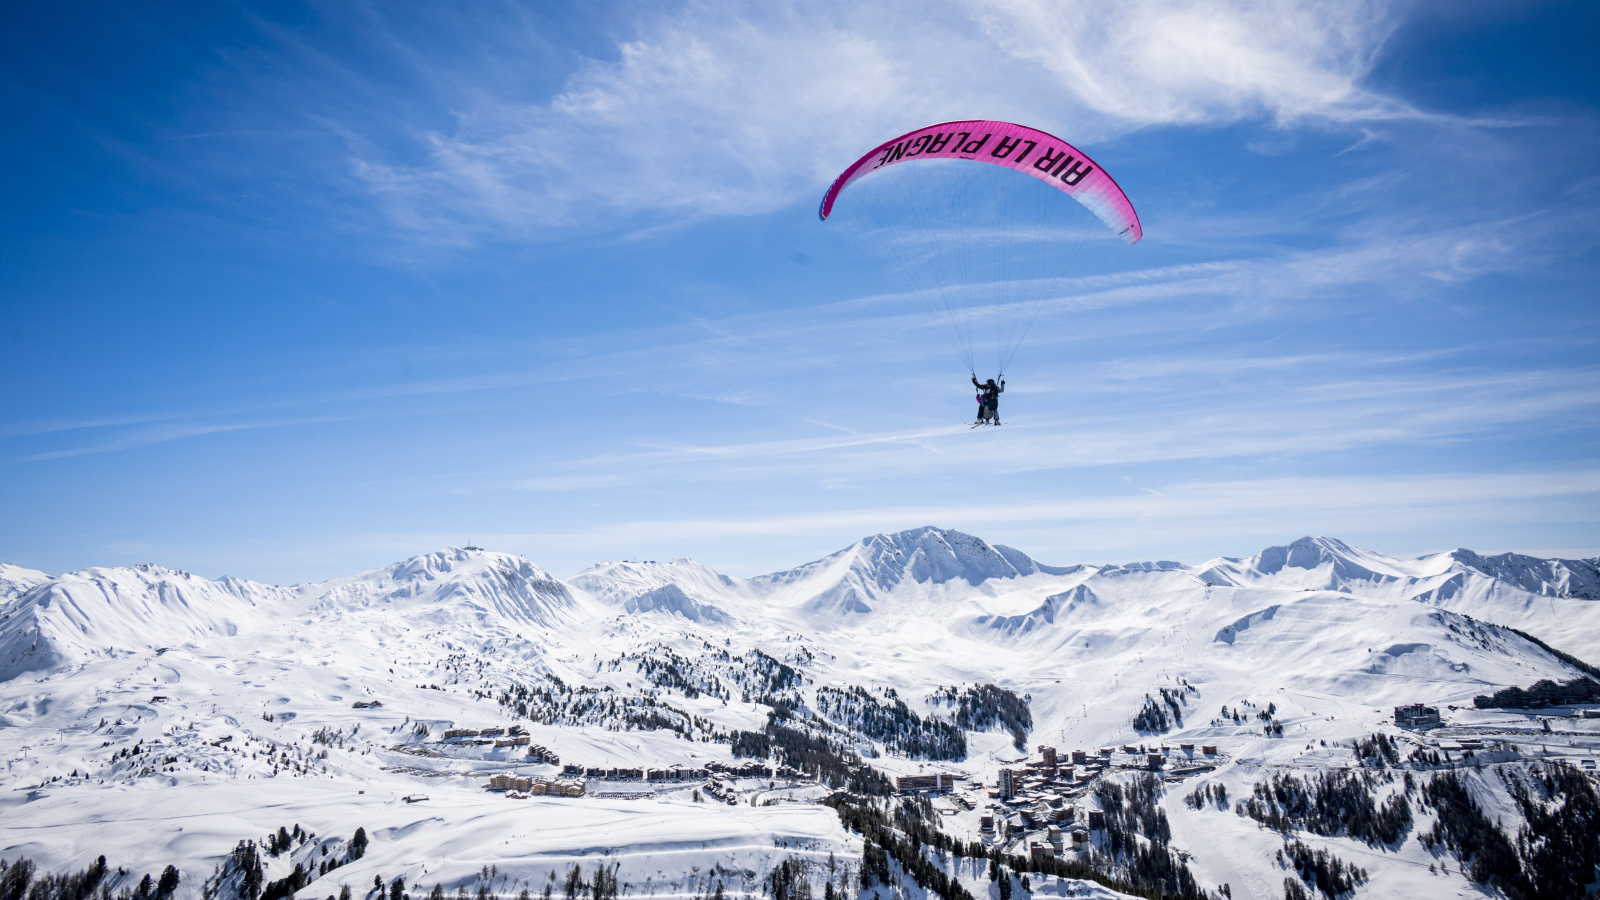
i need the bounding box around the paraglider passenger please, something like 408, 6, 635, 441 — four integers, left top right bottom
971, 375, 1005, 426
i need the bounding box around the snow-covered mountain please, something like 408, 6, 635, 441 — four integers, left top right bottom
305, 548, 591, 630
746, 527, 1077, 621
0, 562, 49, 600
3, 532, 1597, 900
1444, 547, 1600, 600
0, 564, 286, 681
1189, 535, 1600, 660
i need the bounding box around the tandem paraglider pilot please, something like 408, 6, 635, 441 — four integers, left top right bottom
819, 120, 1141, 431
972, 375, 1004, 426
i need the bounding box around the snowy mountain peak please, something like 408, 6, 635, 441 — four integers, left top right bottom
620, 583, 731, 623
304, 547, 582, 628
0, 564, 276, 681
751, 526, 1046, 621
568, 558, 743, 614
1196, 535, 1418, 589
0, 562, 50, 601
838, 526, 1037, 586
1444, 548, 1600, 601
1256, 535, 1358, 571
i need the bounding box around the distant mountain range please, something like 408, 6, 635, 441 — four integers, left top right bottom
3, 530, 1596, 900
6, 529, 1598, 683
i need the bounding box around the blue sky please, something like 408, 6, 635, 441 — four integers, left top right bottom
2, 0, 1597, 583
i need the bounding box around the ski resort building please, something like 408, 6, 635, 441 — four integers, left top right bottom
486, 774, 533, 792
526, 779, 584, 796
896, 773, 958, 793
997, 768, 1019, 800
1394, 703, 1442, 728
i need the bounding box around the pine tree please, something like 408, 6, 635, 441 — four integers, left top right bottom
390, 877, 405, 900
156, 867, 179, 900
339, 885, 353, 900
2, 858, 36, 900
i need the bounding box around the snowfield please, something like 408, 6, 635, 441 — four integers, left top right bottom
3, 531, 1599, 900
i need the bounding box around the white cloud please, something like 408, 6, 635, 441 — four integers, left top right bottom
970, 0, 1408, 126
354, 0, 1415, 234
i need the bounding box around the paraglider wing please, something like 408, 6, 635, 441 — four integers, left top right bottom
818, 120, 1141, 244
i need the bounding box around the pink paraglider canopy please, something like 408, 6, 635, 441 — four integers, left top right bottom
819, 120, 1141, 244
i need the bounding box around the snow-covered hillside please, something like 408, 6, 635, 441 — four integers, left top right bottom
0, 563, 49, 600
3, 533, 1598, 900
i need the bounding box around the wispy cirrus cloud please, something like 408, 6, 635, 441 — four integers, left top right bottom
969, 0, 1411, 126
352, 0, 1424, 236
2, 210, 1583, 466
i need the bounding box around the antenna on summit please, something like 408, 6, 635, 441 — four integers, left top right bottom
465, 539, 483, 551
